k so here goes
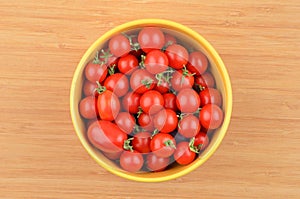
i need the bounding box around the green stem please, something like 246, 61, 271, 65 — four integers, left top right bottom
95, 81, 106, 94
189, 137, 200, 154
164, 140, 176, 149
123, 138, 134, 152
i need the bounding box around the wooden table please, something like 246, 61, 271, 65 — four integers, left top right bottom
1, 0, 299, 198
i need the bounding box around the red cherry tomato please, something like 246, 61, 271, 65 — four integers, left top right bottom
171, 69, 194, 91
163, 93, 178, 111
130, 69, 156, 94
146, 153, 170, 172
103, 73, 129, 97
150, 133, 176, 158
99, 49, 119, 67
174, 142, 196, 165
138, 27, 165, 53
87, 120, 127, 153
138, 113, 155, 132
140, 90, 164, 114
83, 80, 97, 96
155, 80, 169, 94
84, 62, 108, 83
176, 88, 200, 113
187, 51, 208, 75
164, 33, 177, 46
117, 54, 139, 75
165, 44, 189, 70
103, 151, 122, 160
79, 96, 97, 119
115, 112, 135, 134
194, 72, 215, 89
132, 132, 152, 153
178, 114, 200, 138
199, 88, 222, 107
120, 150, 144, 172
97, 89, 120, 121
194, 132, 209, 150
108, 34, 131, 57
200, 104, 224, 129
122, 91, 141, 114
153, 109, 178, 133
144, 50, 168, 74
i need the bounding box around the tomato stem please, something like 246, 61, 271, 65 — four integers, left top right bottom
136, 106, 143, 118
92, 51, 101, 64
108, 65, 115, 75
189, 137, 200, 154
164, 140, 176, 149
123, 138, 134, 152
151, 129, 159, 139
95, 81, 106, 94
139, 55, 146, 69
141, 79, 153, 89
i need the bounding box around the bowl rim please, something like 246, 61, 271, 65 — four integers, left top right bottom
70, 18, 232, 182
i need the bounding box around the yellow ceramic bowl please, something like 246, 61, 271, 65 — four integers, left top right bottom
70, 19, 232, 182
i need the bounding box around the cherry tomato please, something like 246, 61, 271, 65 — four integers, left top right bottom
103, 151, 122, 160
155, 80, 169, 94
117, 54, 139, 75
174, 142, 196, 165
87, 120, 127, 153
122, 91, 141, 114
194, 72, 215, 89
132, 132, 152, 153
140, 90, 164, 114
120, 150, 144, 172
199, 88, 222, 107
79, 96, 97, 119
146, 153, 170, 172
83, 80, 97, 96
97, 89, 120, 121
108, 34, 131, 57
99, 49, 119, 67
138, 27, 165, 53
138, 113, 155, 132
187, 51, 208, 75
165, 44, 188, 70
194, 132, 209, 150
84, 62, 108, 83
130, 69, 156, 94
144, 50, 168, 74
115, 112, 135, 134
150, 133, 176, 158
163, 93, 178, 111
153, 109, 178, 133
176, 88, 200, 113
200, 104, 224, 129
103, 73, 129, 97
178, 114, 200, 138
171, 69, 194, 91
164, 33, 177, 46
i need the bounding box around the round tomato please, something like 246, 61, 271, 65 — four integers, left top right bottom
138, 113, 155, 132
87, 120, 127, 153
199, 88, 222, 107
165, 44, 189, 70
117, 54, 139, 75
178, 114, 200, 138
163, 93, 178, 111
144, 50, 168, 74
164, 33, 177, 46
115, 112, 135, 134
108, 34, 131, 57
153, 109, 178, 133
174, 142, 196, 165
200, 104, 224, 129
132, 132, 152, 153
171, 69, 194, 91
138, 27, 165, 53
176, 88, 200, 113
79, 96, 97, 119
103, 151, 122, 160
155, 80, 169, 94
84, 62, 107, 83
146, 153, 170, 172
187, 51, 208, 75
194, 132, 209, 150
194, 72, 215, 89
103, 73, 129, 97
150, 133, 176, 158
130, 69, 156, 94
96, 88, 120, 121
83, 80, 97, 96
122, 91, 141, 114
140, 90, 164, 114
120, 150, 144, 172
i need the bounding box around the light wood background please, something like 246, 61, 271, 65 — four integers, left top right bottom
1, 0, 300, 198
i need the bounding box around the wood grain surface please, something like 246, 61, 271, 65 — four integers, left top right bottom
1, 0, 300, 198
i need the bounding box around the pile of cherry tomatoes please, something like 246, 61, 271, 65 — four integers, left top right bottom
79, 27, 224, 172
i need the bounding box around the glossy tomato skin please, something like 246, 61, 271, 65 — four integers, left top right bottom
83, 80, 97, 96
165, 44, 189, 70
120, 150, 144, 172
122, 92, 141, 114
171, 70, 194, 91
85, 62, 108, 83
103, 73, 129, 97
146, 153, 170, 172
117, 54, 139, 75
200, 104, 224, 129
97, 90, 120, 121
199, 88, 222, 107
187, 51, 208, 75
155, 80, 169, 94
130, 69, 156, 94
194, 72, 215, 89
87, 120, 127, 153
144, 50, 168, 74
132, 132, 152, 153
79, 96, 97, 119
138, 27, 165, 53
138, 113, 155, 132
178, 114, 200, 138
163, 93, 178, 111
140, 90, 164, 114
176, 88, 200, 113
164, 33, 177, 46
174, 142, 196, 165
150, 133, 176, 158
115, 112, 135, 134
108, 34, 131, 57
153, 109, 178, 133
194, 132, 209, 150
